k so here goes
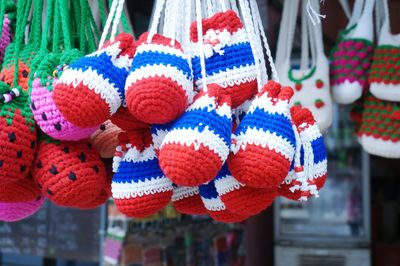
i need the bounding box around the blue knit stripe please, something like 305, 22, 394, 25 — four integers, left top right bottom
172, 109, 232, 146
71, 53, 128, 96
215, 164, 230, 181
236, 108, 296, 147
192, 42, 255, 79
311, 137, 327, 163
130, 51, 192, 79
113, 158, 164, 183
199, 180, 218, 199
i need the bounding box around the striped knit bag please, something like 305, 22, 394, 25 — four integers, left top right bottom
329, 0, 375, 104
0, 174, 41, 202
190, 10, 257, 108
357, 92, 400, 158
199, 178, 248, 223
159, 84, 232, 187
112, 129, 173, 218
279, 106, 327, 201
30, 52, 98, 140
31, 136, 107, 208
0, 196, 44, 222
125, 32, 194, 124
90, 120, 122, 158
369, 0, 400, 101
215, 163, 277, 217
53, 33, 136, 127
171, 185, 207, 215
228, 80, 296, 189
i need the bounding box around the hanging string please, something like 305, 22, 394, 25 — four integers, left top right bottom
110, 0, 125, 42
221, 0, 228, 12
195, 0, 208, 92
147, 0, 166, 43
306, 0, 326, 25
230, 0, 239, 14
98, 0, 118, 48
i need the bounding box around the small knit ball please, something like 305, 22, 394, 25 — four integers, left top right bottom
53, 33, 136, 127
125, 32, 194, 124
171, 185, 207, 215
112, 129, 173, 218
0, 88, 37, 185
30, 52, 98, 141
111, 106, 149, 132
228, 81, 295, 189
215, 164, 276, 216
32, 138, 107, 208
199, 179, 248, 223
159, 85, 232, 186
0, 196, 45, 222
190, 10, 257, 107
0, 175, 41, 202
91, 120, 122, 158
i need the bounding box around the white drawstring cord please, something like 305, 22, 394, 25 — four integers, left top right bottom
147, 0, 166, 43
196, 0, 208, 92
98, 0, 119, 48
306, 0, 326, 25
110, 0, 126, 42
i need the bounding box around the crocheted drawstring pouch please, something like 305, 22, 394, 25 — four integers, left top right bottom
275, 0, 332, 131
228, 80, 296, 189
329, 0, 375, 104
125, 32, 194, 124
30, 0, 101, 140
357, 92, 400, 158
0, 0, 16, 66
159, 84, 232, 187
125, 0, 194, 124
171, 184, 207, 215
0, 174, 41, 202
199, 178, 248, 223
0, 196, 45, 222
32, 135, 107, 208
53, 0, 136, 128
215, 163, 277, 217
190, 9, 257, 108
279, 106, 327, 201
369, 0, 400, 101
112, 129, 173, 218
90, 120, 122, 158
0, 0, 42, 185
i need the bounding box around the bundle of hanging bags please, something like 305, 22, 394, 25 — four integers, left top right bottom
0, 0, 328, 223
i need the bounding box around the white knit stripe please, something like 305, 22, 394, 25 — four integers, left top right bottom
172, 186, 200, 202
190, 27, 249, 55
233, 128, 295, 160
88, 42, 122, 58
135, 43, 186, 59
125, 65, 194, 103
152, 128, 169, 151
57, 68, 122, 115
123, 146, 157, 163
201, 196, 227, 211
216, 103, 232, 118
298, 123, 321, 143
185, 95, 231, 118
112, 176, 173, 199
214, 175, 244, 196
247, 93, 291, 119
311, 159, 327, 180
112, 54, 133, 71
195, 64, 257, 89
161, 126, 229, 161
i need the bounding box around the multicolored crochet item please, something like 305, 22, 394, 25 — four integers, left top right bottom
330, 26, 374, 104
0, 174, 41, 202
190, 10, 257, 108
0, 196, 45, 222
159, 85, 232, 186
53, 33, 136, 127
32, 136, 107, 208
369, 46, 400, 101
279, 106, 327, 201
214, 164, 276, 216
228, 80, 295, 189
112, 129, 173, 218
357, 92, 400, 158
125, 32, 194, 124
171, 185, 207, 215
199, 179, 247, 223
30, 52, 98, 141
90, 120, 122, 158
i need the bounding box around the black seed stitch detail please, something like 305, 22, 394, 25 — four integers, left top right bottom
20, 165, 26, 172
17, 150, 22, 158
31, 101, 37, 110
47, 188, 53, 195
77, 152, 86, 162
0, 160, 3, 167
63, 146, 70, 153
22, 70, 29, 78
36, 160, 43, 168
92, 165, 99, 173
68, 171, 77, 181
41, 112, 47, 121
54, 122, 62, 131
31, 141, 36, 149
8, 132, 16, 143
49, 165, 58, 175
100, 124, 106, 131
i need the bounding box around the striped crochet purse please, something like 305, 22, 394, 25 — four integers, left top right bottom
171, 185, 207, 215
